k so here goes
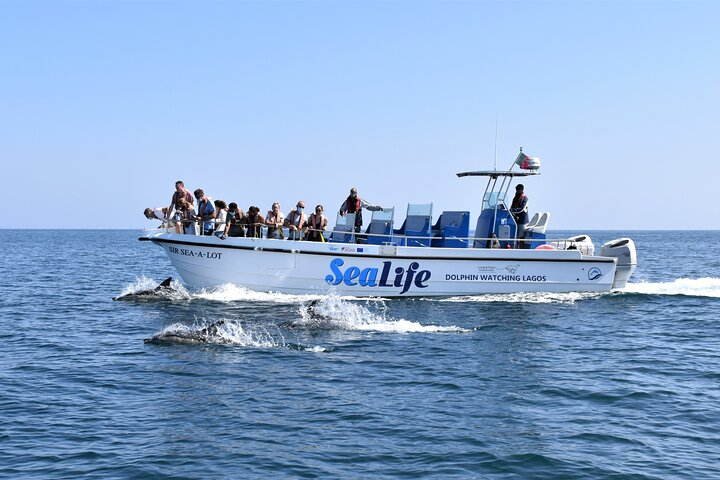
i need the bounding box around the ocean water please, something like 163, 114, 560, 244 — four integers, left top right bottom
1, 229, 719, 479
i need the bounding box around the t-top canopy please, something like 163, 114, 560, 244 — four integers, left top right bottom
456, 170, 540, 179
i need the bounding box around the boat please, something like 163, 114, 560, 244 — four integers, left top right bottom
139, 149, 637, 297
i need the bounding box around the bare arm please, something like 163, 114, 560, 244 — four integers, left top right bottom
167, 193, 176, 219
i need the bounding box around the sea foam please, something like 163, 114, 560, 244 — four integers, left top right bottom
622, 277, 720, 298
292, 295, 469, 333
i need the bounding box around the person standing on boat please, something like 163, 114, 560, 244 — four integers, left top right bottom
166, 180, 194, 224
265, 202, 285, 239
213, 200, 228, 238
339, 187, 383, 233
194, 188, 215, 236
144, 207, 175, 228
244, 206, 265, 238
174, 198, 197, 235
306, 205, 328, 242
285, 201, 307, 240
221, 203, 245, 239
510, 184, 529, 246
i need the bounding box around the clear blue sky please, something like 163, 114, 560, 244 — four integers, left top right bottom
2, 1, 717, 230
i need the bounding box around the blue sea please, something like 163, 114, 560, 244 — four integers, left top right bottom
1, 230, 719, 479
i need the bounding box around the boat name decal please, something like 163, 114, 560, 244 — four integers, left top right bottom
168, 246, 223, 260
325, 258, 431, 294
445, 274, 547, 282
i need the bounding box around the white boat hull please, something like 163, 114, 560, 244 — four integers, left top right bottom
140, 231, 621, 297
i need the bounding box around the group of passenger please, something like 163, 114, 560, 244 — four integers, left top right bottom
144, 180, 380, 242
144, 180, 531, 246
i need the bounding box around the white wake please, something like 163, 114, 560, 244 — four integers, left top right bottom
292, 295, 469, 333
146, 320, 281, 348
117, 276, 191, 300
622, 278, 720, 298
439, 291, 606, 304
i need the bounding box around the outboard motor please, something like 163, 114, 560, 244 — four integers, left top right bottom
566, 234, 595, 255
599, 238, 637, 289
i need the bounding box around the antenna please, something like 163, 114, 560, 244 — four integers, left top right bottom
493, 112, 499, 171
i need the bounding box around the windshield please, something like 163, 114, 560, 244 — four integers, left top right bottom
483, 192, 507, 210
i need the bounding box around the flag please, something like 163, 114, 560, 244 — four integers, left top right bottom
515, 151, 540, 170
515, 151, 530, 169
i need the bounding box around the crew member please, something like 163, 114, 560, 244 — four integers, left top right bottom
339, 187, 382, 234
510, 184, 529, 247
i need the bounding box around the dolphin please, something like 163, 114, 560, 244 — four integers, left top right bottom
306, 299, 322, 319
144, 320, 226, 345
113, 277, 174, 301
280, 300, 330, 329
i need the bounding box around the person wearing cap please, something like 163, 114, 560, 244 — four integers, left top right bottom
510, 183, 529, 247
339, 187, 382, 234
285, 201, 307, 240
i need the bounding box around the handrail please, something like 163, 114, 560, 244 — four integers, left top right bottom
145, 224, 591, 251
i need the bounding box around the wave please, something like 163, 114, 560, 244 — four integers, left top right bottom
165, 283, 469, 333
116, 276, 191, 301
123, 276, 720, 308
145, 319, 332, 351
191, 283, 335, 304
439, 291, 606, 304
622, 278, 720, 298
290, 295, 470, 333
146, 320, 280, 348
436, 277, 720, 302
184, 282, 602, 308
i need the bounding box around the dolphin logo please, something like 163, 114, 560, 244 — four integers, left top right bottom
588, 268, 603, 281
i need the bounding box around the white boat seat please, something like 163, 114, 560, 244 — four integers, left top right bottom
527, 212, 550, 234
525, 213, 540, 229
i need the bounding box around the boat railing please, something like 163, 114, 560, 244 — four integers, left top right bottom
144, 224, 594, 252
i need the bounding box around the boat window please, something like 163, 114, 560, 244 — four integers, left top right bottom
483, 192, 507, 210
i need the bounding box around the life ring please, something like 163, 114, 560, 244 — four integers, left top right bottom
535, 244, 556, 250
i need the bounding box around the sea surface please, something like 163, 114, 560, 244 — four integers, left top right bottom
1, 230, 719, 479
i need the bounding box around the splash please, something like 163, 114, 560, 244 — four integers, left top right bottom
116, 276, 191, 300
439, 291, 606, 304
146, 319, 282, 348
192, 283, 342, 304
145, 319, 332, 352
291, 295, 469, 333
301, 345, 332, 353
622, 278, 720, 298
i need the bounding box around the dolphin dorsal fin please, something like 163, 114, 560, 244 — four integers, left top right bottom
158, 277, 173, 288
